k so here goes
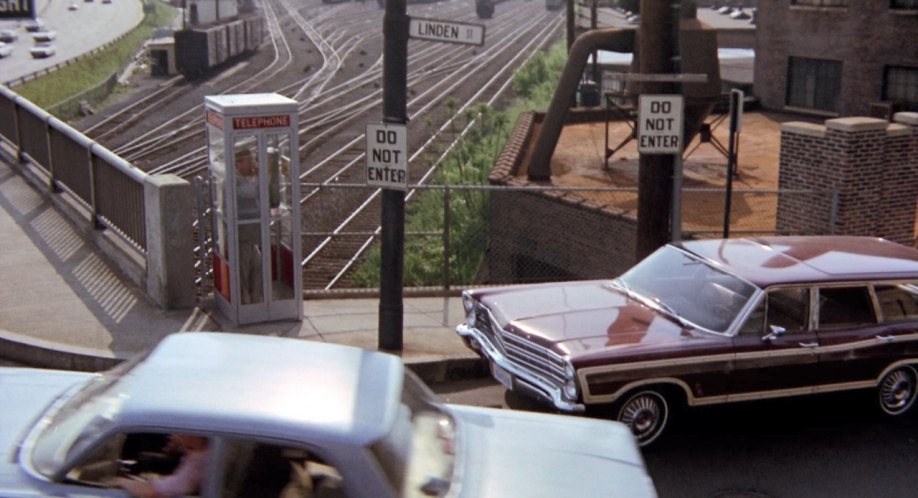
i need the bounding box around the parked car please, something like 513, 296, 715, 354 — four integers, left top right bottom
458, 235, 918, 446
29, 42, 55, 58
1, 333, 657, 497
0, 28, 17, 42
0, 42, 11, 58
68, 2, 79, 9
23, 18, 44, 32
31, 29, 56, 42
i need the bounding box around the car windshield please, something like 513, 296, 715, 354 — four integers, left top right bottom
617, 245, 758, 334
370, 371, 456, 498
27, 354, 144, 477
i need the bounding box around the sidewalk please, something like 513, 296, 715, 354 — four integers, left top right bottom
0, 155, 484, 383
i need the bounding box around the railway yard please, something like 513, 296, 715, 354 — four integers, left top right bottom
74, 0, 564, 292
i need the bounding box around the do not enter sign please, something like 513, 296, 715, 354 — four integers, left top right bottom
638, 95, 684, 155
366, 123, 408, 191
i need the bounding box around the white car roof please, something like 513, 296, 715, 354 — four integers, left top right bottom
113, 333, 404, 447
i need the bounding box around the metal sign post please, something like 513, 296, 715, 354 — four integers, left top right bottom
375, 6, 485, 351
723, 88, 744, 238
378, 0, 408, 351
638, 94, 685, 241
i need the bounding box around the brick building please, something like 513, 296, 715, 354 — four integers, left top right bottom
754, 0, 918, 117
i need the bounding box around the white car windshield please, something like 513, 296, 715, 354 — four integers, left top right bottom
370, 371, 456, 498
617, 245, 758, 334
28, 355, 142, 477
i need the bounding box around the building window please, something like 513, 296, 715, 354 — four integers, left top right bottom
791, 0, 848, 6
884, 66, 918, 111
786, 57, 842, 113
891, 0, 918, 9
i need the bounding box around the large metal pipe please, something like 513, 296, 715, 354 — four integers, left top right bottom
528, 28, 636, 180
527, 18, 722, 181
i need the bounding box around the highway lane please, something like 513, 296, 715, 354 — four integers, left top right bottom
1, 0, 145, 84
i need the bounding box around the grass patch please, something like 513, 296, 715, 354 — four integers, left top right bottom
349, 42, 567, 288
15, 0, 178, 110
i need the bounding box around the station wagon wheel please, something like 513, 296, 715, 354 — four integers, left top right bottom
878, 366, 918, 416
616, 390, 669, 446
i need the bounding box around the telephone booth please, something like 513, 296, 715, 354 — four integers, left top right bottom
204, 93, 302, 325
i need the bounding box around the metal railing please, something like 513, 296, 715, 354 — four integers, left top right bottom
289, 183, 838, 296
3, 78, 843, 302
0, 85, 148, 253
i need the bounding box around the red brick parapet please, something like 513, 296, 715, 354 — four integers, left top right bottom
778, 114, 918, 245
490, 111, 538, 184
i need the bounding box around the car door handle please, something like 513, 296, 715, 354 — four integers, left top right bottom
799, 341, 819, 348
876, 335, 896, 343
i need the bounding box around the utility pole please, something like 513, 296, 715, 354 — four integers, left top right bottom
566, 0, 575, 51
635, 0, 678, 261
379, 0, 407, 351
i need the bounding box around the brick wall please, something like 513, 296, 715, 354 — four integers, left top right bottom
777, 113, 918, 245
488, 189, 638, 283
487, 112, 918, 285
487, 111, 638, 283
754, 0, 918, 117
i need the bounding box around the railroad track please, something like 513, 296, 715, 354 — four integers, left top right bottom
298, 3, 563, 290
78, 0, 563, 292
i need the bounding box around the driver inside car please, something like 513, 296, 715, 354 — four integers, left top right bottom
108, 434, 210, 498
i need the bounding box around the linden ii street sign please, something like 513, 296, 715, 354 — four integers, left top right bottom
638, 94, 684, 154
408, 17, 485, 46
0, 0, 35, 19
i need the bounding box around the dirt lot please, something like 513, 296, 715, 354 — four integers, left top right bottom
548, 110, 821, 234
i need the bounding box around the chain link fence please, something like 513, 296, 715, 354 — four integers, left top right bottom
297, 184, 838, 295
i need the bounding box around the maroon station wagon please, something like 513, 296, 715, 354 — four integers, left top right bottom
457, 236, 918, 445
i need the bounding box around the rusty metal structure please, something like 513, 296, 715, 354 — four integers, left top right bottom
527, 1, 722, 180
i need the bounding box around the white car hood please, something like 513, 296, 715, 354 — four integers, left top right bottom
448, 405, 657, 498
0, 368, 91, 490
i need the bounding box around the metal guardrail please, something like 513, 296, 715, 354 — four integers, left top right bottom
0, 85, 148, 252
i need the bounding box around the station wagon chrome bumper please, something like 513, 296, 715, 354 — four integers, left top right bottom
457, 323, 585, 413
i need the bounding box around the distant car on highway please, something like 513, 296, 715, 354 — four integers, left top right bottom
0, 42, 12, 58
0, 29, 17, 42
459, 235, 918, 446
1, 333, 658, 497
32, 30, 56, 42
23, 18, 44, 32
29, 42, 56, 58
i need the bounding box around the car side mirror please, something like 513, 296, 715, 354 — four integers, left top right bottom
762, 325, 786, 342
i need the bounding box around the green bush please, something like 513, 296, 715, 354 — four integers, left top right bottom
15, 1, 177, 111
350, 43, 567, 289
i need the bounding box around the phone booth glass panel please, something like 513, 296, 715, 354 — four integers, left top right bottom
204, 94, 301, 325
